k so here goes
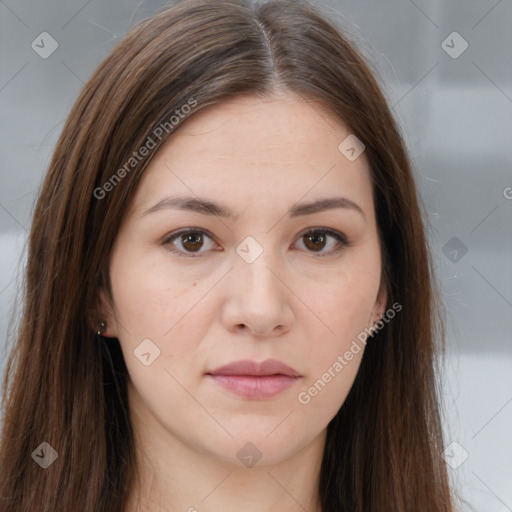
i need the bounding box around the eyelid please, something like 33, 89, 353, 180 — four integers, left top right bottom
162, 226, 349, 258
296, 227, 348, 245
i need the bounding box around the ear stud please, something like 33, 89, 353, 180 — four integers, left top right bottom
97, 321, 107, 336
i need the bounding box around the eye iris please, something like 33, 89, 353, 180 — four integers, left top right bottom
304, 232, 326, 251
182, 232, 203, 252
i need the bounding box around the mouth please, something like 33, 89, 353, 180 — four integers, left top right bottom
206, 359, 301, 399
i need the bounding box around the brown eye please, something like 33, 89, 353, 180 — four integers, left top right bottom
303, 232, 327, 251
295, 228, 348, 257
163, 229, 217, 257
181, 232, 204, 252
163, 227, 348, 258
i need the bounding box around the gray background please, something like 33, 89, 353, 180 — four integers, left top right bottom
1, 0, 511, 510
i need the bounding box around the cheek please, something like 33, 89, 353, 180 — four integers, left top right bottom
296, 348, 363, 423
295, 257, 380, 409
295, 276, 374, 419
306, 263, 381, 347
109, 249, 216, 383
109, 249, 196, 337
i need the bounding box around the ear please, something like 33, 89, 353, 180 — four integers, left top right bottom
92, 288, 119, 338
370, 278, 388, 327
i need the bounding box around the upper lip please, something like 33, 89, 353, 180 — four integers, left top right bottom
207, 359, 301, 377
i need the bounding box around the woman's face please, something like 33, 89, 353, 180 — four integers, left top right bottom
101, 92, 387, 467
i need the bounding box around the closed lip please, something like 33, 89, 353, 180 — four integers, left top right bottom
206, 358, 301, 377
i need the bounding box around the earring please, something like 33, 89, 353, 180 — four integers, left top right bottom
97, 321, 107, 336
375, 314, 384, 327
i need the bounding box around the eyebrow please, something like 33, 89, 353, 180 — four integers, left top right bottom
142, 195, 366, 220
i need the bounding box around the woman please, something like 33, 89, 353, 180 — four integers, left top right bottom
0, 0, 454, 510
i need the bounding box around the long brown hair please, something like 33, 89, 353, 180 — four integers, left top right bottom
0, 0, 453, 510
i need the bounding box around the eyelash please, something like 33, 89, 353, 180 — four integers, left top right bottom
162, 227, 349, 258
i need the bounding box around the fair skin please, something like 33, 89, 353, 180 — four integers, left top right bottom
100, 92, 387, 512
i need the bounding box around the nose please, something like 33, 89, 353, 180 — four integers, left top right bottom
221, 247, 294, 338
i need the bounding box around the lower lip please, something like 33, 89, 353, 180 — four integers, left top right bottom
207, 374, 300, 399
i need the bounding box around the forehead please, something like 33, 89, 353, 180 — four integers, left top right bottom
130, 92, 374, 221
167, 92, 356, 159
